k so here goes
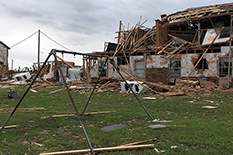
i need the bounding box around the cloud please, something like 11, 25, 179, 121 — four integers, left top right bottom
0, 0, 232, 69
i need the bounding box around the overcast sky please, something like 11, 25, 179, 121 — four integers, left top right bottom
0, 0, 231, 70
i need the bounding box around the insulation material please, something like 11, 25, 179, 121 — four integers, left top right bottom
182, 54, 199, 77
58, 66, 68, 83
43, 63, 54, 81
221, 46, 233, 56
107, 57, 131, 78
98, 58, 107, 77
181, 53, 219, 77
0, 44, 7, 65
89, 63, 98, 77
202, 29, 230, 45
202, 54, 218, 77
67, 68, 81, 81
146, 55, 168, 68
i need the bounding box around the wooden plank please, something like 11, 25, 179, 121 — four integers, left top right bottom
133, 25, 156, 49
0, 108, 47, 112
55, 55, 74, 68
168, 34, 191, 44
112, 25, 137, 59
123, 51, 134, 77
141, 80, 171, 91
166, 43, 187, 59
170, 45, 189, 59
39, 144, 155, 155
119, 138, 156, 147
50, 88, 65, 94
30, 89, 38, 93
52, 111, 116, 118
161, 91, 185, 97
157, 38, 174, 54
4, 125, 19, 129
95, 81, 111, 92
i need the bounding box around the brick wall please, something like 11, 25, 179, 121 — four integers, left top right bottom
146, 67, 169, 84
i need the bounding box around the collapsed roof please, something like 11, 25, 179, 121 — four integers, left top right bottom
163, 2, 233, 25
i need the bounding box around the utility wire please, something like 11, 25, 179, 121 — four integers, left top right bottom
10, 30, 75, 53
10, 31, 38, 48
40, 31, 73, 51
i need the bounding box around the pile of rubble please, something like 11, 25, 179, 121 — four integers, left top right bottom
0, 73, 228, 97
166, 79, 219, 96
68, 77, 121, 93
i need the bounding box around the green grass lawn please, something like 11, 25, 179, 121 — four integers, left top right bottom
0, 85, 232, 155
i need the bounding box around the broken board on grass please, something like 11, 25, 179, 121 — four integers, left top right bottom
202, 106, 218, 109
148, 124, 167, 129
101, 124, 128, 132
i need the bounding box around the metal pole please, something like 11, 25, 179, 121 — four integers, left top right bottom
11, 59, 13, 79
54, 53, 95, 155
38, 30, 40, 69
109, 59, 154, 120
0, 51, 52, 134
82, 57, 109, 114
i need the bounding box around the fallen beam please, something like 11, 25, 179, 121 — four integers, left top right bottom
142, 80, 171, 91
0, 107, 47, 112
52, 111, 116, 117
30, 89, 38, 93
39, 144, 155, 155
118, 138, 157, 147
3, 125, 19, 129
50, 88, 65, 94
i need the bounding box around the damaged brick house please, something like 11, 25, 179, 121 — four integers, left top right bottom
83, 3, 233, 87
0, 41, 10, 79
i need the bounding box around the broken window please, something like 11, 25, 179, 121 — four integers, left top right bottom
135, 60, 145, 79
219, 28, 233, 38
169, 59, 181, 78
218, 58, 232, 77
194, 55, 208, 70
117, 56, 130, 65
98, 61, 107, 77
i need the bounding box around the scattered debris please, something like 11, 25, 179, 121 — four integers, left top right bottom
154, 147, 165, 153
0, 107, 47, 113
169, 79, 219, 96
7, 88, 20, 99
152, 119, 172, 123
3, 124, 20, 129
52, 111, 116, 118
202, 106, 218, 109
13, 72, 31, 82
148, 124, 167, 129
171, 146, 177, 149
30, 89, 38, 93
143, 97, 156, 99
35, 142, 43, 147
166, 125, 186, 127
50, 88, 65, 94
118, 138, 157, 147
100, 124, 128, 132
39, 144, 155, 155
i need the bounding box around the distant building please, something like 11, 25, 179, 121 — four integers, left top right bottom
0, 41, 10, 79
